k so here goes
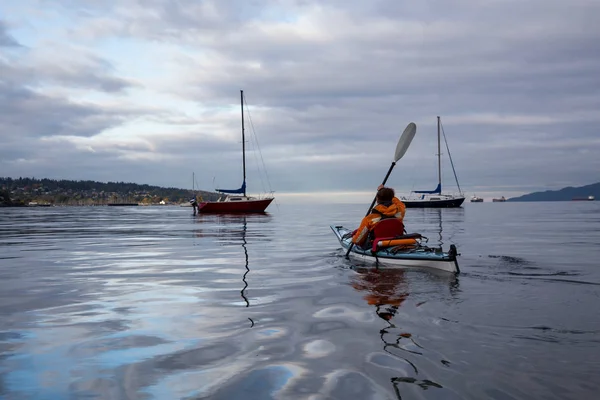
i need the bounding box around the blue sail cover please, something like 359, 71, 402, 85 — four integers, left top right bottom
413, 183, 441, 194
216, 181, 246, 194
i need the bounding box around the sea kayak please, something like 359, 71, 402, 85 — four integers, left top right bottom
331, 225, 460, 274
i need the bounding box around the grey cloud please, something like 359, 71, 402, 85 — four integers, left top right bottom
2, 1, 599, 196
1, 23, 135, 93
42, 59, 134, 92
1, 53, 160, 180
0, 78, 129, 140
53, 1, 600, 111
1, 84, 105, 138
25, 49, 136, 92
0, 20, 20, 47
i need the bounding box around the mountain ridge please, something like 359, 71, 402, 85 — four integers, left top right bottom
509, 182, 599, 202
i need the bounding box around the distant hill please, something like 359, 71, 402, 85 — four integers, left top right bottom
509, 182, 600, 202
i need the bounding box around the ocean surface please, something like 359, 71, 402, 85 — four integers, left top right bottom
1, 201, 599, 400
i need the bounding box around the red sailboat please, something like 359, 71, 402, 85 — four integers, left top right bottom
197, 90, 274, 213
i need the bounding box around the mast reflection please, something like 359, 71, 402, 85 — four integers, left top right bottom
406, 207, 465, 248
239, 216, 254, 327
193, 213, 272, 328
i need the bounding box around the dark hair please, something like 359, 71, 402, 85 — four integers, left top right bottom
377, 187, 394, 203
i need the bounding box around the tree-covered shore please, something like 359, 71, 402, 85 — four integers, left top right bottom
0, 177, 219, 206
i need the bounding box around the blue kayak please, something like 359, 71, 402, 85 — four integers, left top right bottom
331, 225, 460, 274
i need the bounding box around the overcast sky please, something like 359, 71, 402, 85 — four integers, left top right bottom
1, 0, 599, 202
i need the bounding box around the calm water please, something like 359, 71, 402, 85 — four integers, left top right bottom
1, 202, 599, 399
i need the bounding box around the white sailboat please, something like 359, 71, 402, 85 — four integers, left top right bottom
401, 116, 465, 208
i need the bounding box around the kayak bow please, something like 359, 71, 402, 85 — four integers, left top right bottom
331, 225, 460, 274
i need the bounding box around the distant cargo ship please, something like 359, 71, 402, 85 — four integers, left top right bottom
492, 196, 506, 202
572, 195, 595, 201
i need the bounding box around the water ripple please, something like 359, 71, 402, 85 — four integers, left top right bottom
1, 204, 600, 399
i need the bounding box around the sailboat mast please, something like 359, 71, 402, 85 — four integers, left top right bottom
241, 90, 246, 197
437, 116, 441, 190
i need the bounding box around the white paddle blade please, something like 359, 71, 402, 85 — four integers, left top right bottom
394, 122, 417, 162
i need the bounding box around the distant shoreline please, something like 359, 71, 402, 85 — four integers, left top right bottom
0, 203, 188, 208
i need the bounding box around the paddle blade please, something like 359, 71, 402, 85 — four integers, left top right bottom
394, 122, 417, 162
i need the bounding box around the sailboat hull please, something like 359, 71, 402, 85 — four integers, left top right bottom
198, 198, 273, 213
403, 197, 465, 208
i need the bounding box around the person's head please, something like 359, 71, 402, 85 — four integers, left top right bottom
376, 187, 394, 203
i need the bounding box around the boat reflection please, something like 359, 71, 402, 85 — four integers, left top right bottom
406, 207, 465, 247
192, 212, 272, 239
193, 213, 272, 328
239, 216, 254, 327
350, 268, 459, 398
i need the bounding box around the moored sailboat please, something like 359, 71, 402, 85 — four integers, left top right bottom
197, 90, 274, 213
401, 116, 465, 208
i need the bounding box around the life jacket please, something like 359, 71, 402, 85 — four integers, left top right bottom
352, 197, 406, 246
366, 209, 404, 244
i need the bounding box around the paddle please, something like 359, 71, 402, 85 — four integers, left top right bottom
345, 122, 417, 258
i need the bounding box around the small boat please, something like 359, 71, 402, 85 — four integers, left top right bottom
470, 195, 484, 202
197, 90, 274, 214
330, 225, 460, 274
401, 117, 465, 208
572, 195, 595, 201
492, 196, 506, 202
27, 202, 52, 207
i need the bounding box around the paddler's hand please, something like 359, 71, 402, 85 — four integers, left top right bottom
377, 184, 384, 191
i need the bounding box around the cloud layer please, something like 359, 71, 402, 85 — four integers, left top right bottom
1, 0, 599, 200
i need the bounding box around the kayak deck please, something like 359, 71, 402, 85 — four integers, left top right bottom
331, 225, 460, 274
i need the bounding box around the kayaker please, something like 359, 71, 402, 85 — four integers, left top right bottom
350, 185, 406, 247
